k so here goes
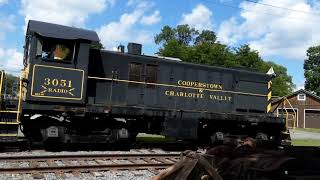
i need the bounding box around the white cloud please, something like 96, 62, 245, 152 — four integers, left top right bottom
20, 0, 112, 29
217, 17, 239, 44
0, 14, 16, 41
97, 1, 155, 50
295, 81, 305, 91
0, 48, 23, 75
140, 10, 161, 25
179, 4, 213, 31
0, 15, 16, 32
127, 0, 139, 6
107, 0, 116, 7
217, 0, 320, 60
0, 0, 7, 6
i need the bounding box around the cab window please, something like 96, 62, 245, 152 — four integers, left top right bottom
146, 64, 157, 83
23, 35, 31, 68
129, 63, 142, 81
37, 37, 74, 63
146, 64, 157, 88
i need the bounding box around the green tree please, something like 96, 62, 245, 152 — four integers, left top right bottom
175, 24, 198, 45
154, 24, 294, 97
234, 44, 263, 70
155, 25, 198, 46
1, 73, 19, 97
192, 42, 236, 67
91, 41, 105, 49
260, 62, 294, 96
195, 30, 217, 45
304, 45, 320, 95
155, 25, 234, 66
155, 26, 176, 44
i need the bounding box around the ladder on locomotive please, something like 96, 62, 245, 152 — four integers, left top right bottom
0, 71, 22, 141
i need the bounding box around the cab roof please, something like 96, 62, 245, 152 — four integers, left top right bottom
27, 20, 99, 42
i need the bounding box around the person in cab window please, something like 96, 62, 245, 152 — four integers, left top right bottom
53, 44, 70, 61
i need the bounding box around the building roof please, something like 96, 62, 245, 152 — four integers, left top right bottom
272, 89, 320, 104
27, 20, 99, 42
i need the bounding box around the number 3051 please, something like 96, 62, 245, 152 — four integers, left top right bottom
44, 78, 72, 88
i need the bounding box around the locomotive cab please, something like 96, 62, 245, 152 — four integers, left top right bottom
23, 20, 99, 105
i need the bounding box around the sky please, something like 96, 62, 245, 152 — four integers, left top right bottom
1, 0, 320, 90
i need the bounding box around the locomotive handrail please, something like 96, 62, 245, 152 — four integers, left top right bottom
0, 71, 3, 101
16, 74, 23, 123
88, 76, 281, 98
0, 70, 20, 138
284, 97, 297, 129
0, 133, 18, 137
0, 111, 19, 113
0, 122, 19, 125
278, 97, 297, 129
283, 103, 289, 128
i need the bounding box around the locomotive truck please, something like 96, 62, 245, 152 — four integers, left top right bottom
0, 20, 286, 147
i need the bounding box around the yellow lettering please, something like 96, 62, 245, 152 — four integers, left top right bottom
196, 94, 204, 99
43, 78, 73, 88
164, 87, 232, 102
44, 78, 50, 86
164, 89, 205, 99
60, 80, 67, 87
47, 88, 69, 94
52, 79, 59, 86
170, 91, 174, 96
68, 80, 72, 88
176, 80, 223, 90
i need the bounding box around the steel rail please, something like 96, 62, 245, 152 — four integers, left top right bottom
0, 153, 180, 161
0, 153, 180, 174
0, 162, 174, 173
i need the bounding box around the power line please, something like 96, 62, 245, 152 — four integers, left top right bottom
244, 0, 320, 16
203, 0, 319, 23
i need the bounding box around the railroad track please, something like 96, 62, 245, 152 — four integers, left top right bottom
0, 153, 180, 177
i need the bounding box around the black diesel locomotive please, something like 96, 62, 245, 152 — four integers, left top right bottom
8, 20, 285, 146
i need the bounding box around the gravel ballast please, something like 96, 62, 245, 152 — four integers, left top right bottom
0, 148, 178, 179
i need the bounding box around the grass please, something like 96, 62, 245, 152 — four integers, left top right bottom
292, 139, 320, 146
294, 128, 320, 133
136, 133, 175, 143
290, 128, 320, 146
135, 132, 320, 146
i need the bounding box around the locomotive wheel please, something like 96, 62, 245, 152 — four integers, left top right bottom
44, 138, 62, 151
116, 139, 131, 151
129, 131, 138, 141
